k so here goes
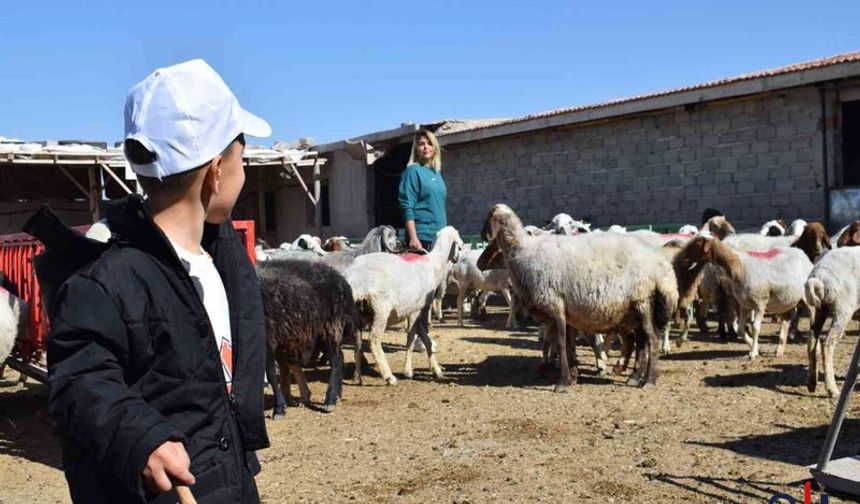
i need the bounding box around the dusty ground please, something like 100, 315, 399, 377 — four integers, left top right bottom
1, 308, 859, 503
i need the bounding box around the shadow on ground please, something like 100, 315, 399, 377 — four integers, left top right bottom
0, 378, 62, 470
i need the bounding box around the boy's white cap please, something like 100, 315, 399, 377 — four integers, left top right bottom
124, 59, 271, 179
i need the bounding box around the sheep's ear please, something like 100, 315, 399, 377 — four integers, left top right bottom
701, 238, 713, 255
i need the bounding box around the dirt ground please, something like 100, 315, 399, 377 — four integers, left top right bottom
1, 307, 860, 503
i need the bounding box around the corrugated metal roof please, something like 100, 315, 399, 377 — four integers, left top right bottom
438, 50, 860, 137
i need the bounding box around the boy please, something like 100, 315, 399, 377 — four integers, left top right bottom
47, 59, 271, 503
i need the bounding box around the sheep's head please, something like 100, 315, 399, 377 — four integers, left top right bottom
673, 234, 716, 308
436, 226, 464, 264
704, 216, 735, 240
523, 225, 545, 237
380, 225, 400, 253
680, 235, 716, 266
791, 222, 831, 262
481, 203, 517, 242
759, 219, 787, 237
838, 220, 860, 247
323, 236, 350, 252
294, 234, 326, 256
477, 241, 505, 270
789, 219, 807, 238
678, 224, 699, 235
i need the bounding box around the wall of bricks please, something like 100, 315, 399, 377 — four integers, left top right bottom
442, 86, 827, 234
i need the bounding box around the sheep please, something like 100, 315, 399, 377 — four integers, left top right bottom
835, 220, 860, 247
656, 238, 711, 354
702, 215, 736, 239
321, 225, 400, 272
759, 219, 788, 236
453, 249, 516, 329
804, 246, 860, 397
682, 234, 813, 359
344, 227, 464, 385
678, 224, 699, 235
478, 204, 679, 390
523, 225, 546, 237
547, 213, 591, 235
323, 236, 350, 252
0, 287, 28, 379
789, 219, 807, 237
257, 259, 357, 415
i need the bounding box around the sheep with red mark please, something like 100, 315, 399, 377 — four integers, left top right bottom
681, 234, 813, 359
344, 227, 464, 385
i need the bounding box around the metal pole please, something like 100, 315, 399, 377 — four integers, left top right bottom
313, 158, 322, 237
816, 333, 860, 472
87, 166, 100, 222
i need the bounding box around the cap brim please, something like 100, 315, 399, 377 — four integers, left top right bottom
240, 109, 272, 138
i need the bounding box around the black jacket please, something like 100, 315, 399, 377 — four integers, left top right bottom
44, 195, 270, 503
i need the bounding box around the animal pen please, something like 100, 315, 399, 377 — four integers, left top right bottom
0, 139, 325, 382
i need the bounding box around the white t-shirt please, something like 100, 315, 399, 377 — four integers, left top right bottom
170, 240, 234, 391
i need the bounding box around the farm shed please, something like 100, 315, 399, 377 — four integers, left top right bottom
0, 138, 326, 242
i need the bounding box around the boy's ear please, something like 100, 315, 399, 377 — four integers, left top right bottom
206, 156, 223, 195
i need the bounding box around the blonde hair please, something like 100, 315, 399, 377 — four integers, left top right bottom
408, 129, 442, 172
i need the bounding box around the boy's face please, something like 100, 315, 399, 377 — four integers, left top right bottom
205, 138, 245, 224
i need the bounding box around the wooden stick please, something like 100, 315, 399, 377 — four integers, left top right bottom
175, 485, 197, 504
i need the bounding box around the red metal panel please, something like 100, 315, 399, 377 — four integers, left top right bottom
0, 220, 256, 381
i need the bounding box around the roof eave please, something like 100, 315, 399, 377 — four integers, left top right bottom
439, 59, 860, 146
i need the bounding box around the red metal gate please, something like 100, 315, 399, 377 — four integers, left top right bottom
0, 220, 256, 382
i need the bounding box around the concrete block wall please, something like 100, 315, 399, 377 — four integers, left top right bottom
442, 86, 826, 234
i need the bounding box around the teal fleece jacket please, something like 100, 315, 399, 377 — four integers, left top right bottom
398, 163, 448, 242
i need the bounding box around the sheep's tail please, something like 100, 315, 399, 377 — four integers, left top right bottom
804, 277, 824, 310
652, 277, 679, 334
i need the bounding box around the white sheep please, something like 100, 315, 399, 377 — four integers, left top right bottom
683, 235, 813, 359
478, 204, 678, 391
344, 227, 464, 385
804, 246, 860, 397
547, 213, 591, 235
453, 249, 516, 329
0, 288, 28, 373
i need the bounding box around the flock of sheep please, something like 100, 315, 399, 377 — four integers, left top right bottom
1, 207, 859, 420
251, 205, 860, 417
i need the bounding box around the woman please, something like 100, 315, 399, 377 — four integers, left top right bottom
398, 129, 447, 353
398, 129, 447, 251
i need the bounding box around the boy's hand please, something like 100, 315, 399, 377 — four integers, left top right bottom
142, 441, 195, 494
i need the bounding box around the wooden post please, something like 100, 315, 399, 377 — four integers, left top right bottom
87, 166, 100, 222
313, 158, 322, 237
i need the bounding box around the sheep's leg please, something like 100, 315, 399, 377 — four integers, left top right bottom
554, 314, 574, 393
323, 346, 343, 413
787, 306, 802, 341
807, 305, 829, 392
612, 333, 634, 375
678, 305, 693, 347
590, 333, 608, 377
737, 308, 751, 348
353, 331, 364, 386
502, 289, 517, 329
266, 351, 287, 419
775, 313, 791, 357
627, 329, 648, 386
456, 284, 468, 328
417, 305, 444, 379
403, 312, 420, 380
695, 300, 710, 337
369, 316, 397, 385
288, 364, 311, 406
659, 323, 672, 355
477, 291, 489, 318
748, 309, 765, 360
823, 313, 850, 397
538, 324, 552, 376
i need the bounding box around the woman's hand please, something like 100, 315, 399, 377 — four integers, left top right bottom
408, 237, 424, 252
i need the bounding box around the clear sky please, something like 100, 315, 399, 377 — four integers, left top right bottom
2, 0, 859, 146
